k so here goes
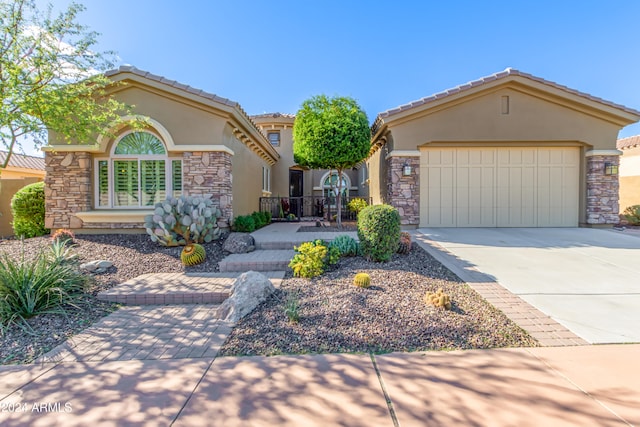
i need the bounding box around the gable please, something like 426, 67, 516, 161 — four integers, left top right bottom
389, 84, 623, 150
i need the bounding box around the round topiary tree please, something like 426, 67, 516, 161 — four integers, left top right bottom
11, 181, 48, 238
357, 204, 400, 262
293, 95, 370, 227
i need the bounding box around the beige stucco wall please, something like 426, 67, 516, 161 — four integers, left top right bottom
387, 87, 621, 151
225, 124, 271, 217
0, 168, 45, 179
106, 86, 229, 148
619, 146, 640, 211
255, 117, 296, 197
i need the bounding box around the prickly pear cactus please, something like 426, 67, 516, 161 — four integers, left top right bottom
144, 195, 222, 246
397, 232, 412, 254
181, 243, 206, 266
353, 272, 371, 288
424, 288, 452, 310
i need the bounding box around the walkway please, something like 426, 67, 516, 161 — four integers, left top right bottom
1, 222, 638, 425
0, 345, 638, 426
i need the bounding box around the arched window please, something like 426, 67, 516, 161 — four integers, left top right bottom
321, 171, 351, 199
95, 131, 182, 208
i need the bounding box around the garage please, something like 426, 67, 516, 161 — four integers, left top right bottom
419, 147, 579, 227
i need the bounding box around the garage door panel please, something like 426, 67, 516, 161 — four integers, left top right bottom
421, 147, 579, 228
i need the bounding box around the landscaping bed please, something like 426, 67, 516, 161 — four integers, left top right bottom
0, 234, 227, 364
219, 244, 538, 356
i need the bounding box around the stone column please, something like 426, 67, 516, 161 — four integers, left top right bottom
585, 150, 621, 225
182, 151, 233, 228
44, 151, 91, 229
386, 156, 420, 227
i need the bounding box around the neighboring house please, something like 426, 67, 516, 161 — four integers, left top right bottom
617, 135, 640, 212
43, 67, 640, 232
0, 151, 46, 237
369, 68, 640, 228
0, 151, 46, 179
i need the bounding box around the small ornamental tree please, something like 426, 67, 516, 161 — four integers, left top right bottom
0, 0, 134, 173
293, 95, 370, 227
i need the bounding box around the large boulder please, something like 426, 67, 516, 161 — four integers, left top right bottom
218, 271, 275, 322
223, 233, 255, 254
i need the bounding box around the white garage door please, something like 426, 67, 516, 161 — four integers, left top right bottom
419, 147, 579, 227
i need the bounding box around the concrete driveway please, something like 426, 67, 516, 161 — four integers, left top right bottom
416, 228, 640, 344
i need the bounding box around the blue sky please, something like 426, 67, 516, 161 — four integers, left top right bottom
23, 0, 640, 155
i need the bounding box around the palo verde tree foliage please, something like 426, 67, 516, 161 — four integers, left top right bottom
292, 95, 370, 226
0, 0, 132, 172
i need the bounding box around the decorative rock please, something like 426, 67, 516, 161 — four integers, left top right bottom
218, 271, 275, 322
223, 233, 255, 253
80, 260, 114, 274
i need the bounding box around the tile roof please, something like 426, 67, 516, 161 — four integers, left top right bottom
0, 151, 45, 171
373, 68, 640, 135
251, 113, 296, 120
617, 135, 640, 150
105, 66, 266, 140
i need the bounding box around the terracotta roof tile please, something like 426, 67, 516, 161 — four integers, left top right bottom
0, 151, 45, 171
617, 135, 640, 150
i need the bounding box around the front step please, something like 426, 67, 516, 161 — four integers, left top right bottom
253, 231, 359, 250
97, 271, 285, 305
218, 249, 295, 272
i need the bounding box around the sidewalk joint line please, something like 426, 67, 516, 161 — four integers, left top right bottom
370, 353, 400, 427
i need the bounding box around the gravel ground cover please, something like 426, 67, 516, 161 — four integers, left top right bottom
0, 234, 226, 364
219, 244, 538, 356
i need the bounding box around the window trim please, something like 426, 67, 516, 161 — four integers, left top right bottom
267, 131, 280, 147
94, 130, 183, 209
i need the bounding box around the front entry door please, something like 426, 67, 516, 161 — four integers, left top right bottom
289, 170, 303, 217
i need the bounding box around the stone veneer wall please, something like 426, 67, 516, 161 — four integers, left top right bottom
386, 156, 420, 226
44, 152, 91, 229
182, 151, 233, 228
586, 153, 620, 225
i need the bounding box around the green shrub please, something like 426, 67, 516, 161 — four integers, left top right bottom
348, 197, 368, 215
289, 239, 339, 278
261, 211, 272, 224
251, 211, 266, 229
0, 249, 88, 331
623, 205, 640, 225
329, 235, 360, 257
11, 182, 49, 238
357, 204, 400, 262
234, 215, 256, 232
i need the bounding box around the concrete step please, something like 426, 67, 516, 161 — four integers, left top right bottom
218, 249, 295, 272
253, 231, 359, 250
97, 271, 286, 305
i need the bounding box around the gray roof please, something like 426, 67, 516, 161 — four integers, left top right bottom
617, 135, 640, 150
0, 151, 45, 171
373, 68, 640, 134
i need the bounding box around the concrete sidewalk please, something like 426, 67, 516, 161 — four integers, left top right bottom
0, 345, 637, 426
